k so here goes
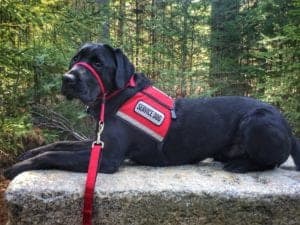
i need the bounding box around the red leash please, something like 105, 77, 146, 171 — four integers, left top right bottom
69, 62, 135, 225
82, 143, 102, 225
73, 61, 107, 225
82, 107, 105, 225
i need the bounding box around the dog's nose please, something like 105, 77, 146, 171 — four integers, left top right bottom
62, 73, 76, 84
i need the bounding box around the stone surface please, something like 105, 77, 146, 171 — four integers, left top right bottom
5, 157, 300, 225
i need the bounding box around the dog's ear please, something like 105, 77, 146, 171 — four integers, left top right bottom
114, 48, 135, 89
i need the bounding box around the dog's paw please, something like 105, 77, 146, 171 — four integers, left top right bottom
3, 167, 17, 180
223, 159, 258, 173
3, 160, 35, 180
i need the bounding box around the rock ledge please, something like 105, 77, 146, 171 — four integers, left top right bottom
5, 159, 300, 225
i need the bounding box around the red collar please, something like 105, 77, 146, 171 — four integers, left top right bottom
74, 62, 107, 94
72, 62, 136, 122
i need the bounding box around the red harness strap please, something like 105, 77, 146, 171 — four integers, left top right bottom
75, 62, 107, 93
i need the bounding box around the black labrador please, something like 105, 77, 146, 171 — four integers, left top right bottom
4, 43, 300, 179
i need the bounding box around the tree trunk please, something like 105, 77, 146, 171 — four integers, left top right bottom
135, 0, 140, 67
150, 0, 156, 78
96, 0, 110, 42
210, 0, 242, 95
117, 0, 125, 46
180, 0, 191, 95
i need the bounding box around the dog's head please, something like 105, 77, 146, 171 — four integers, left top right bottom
61, 43, 134, 104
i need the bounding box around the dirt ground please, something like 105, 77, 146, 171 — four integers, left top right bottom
0, 172, 9, 225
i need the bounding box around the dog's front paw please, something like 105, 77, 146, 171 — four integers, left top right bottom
3, 167, 18, 180
3, 160, 35, 180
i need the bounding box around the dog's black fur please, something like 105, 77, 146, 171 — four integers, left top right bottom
4, 43, 300, 179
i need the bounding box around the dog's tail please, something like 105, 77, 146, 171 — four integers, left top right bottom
291, 137, 300, 171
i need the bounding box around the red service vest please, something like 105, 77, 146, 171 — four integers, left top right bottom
116, 86, 174, 142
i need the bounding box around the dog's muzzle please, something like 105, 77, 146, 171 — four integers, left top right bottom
63, 73, 76, 85
61, 72, 78, 99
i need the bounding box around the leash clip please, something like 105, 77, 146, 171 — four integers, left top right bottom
93, 121, 105, 148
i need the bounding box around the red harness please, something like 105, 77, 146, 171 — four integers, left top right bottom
71, 62, 174, 225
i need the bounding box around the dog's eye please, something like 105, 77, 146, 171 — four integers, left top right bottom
73, 56, 79, 63
94, 62, 102, 68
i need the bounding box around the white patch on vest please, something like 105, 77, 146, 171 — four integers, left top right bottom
116, 111, 164, 141
134, 101, 165, 126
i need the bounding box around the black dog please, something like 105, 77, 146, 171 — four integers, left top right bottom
4, 43, 300, 179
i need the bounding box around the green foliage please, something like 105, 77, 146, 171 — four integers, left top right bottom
256, 0, 300, 133
0, 116, 44, 167
209, 0, 299, 134
52, 101, 95, 139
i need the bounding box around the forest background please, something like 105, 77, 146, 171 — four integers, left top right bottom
0, 0, 299, 166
